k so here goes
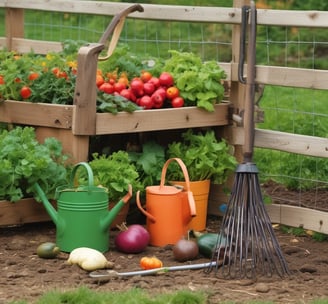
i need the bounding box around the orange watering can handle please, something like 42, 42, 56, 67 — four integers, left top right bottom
160, 158, 196, 217
70, 162, 94, 188
136, 191, 156, 223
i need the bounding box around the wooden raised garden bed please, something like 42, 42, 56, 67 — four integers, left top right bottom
0, 2, 233, 227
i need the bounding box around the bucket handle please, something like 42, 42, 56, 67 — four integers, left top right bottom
70, 162, 94, 188
160, 158, 196, 217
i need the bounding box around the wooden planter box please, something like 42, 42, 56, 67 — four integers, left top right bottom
0, 198, 54, 227
0, 2, 231, 226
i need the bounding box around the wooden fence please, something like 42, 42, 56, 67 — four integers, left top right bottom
0, 0, 328, 233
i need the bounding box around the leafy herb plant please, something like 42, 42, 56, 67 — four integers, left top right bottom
162, 50, 226, 111
128, 141, 166, 189
166, 129, 237, 184
0, 126, 68, 202
88, 151, 143, 202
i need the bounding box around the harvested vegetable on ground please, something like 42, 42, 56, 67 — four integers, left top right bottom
172, 238, 199, 262
140, 256, 163, 270
66, 247, 114, 271
192, 230, 226, 258
115, 223, 150, 253
36, 242, 60, 259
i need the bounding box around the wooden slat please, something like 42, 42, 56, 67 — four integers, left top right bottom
266, 204, 328, 234
0, 100, 73, 129
1, 1, 328, 28
257, 9, 328, 28
11, 38, 63, 54
1, 1, 240, 23
231, 63, 328, 89
0, 198, 53, 227
230, 126, 328, 158
256, 65, 328, 90
96, 103, 230, 135
36, 127, 89, 163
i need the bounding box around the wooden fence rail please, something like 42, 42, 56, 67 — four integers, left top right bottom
0, 0, 327, 233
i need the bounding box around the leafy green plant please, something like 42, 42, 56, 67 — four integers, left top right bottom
0, 126, 68, 202
166, 129, 237, 184
162, 50, 226, 111
128, 141, 166, 190
88, 151, 143, 202
97, 92, 141, 114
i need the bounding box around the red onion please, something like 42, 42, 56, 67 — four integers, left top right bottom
114, 223, 150, 253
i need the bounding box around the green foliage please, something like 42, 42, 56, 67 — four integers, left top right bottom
162, 50, 226, 111
88, 151, 143, 202
98, 44, 156, 79
255, 86, 328, 190
166, 129, 237, 183
128, 141, 166, 189
97, 92, 142, 114
0, 126, 68, 202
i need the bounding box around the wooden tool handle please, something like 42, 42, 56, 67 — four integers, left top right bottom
243, 1, 257, 163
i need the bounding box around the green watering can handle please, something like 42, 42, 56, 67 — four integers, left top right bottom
70, 162, 94, 188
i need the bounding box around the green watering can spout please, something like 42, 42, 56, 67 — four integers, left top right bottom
101, 184, 133, 231
34, 182, 58, 226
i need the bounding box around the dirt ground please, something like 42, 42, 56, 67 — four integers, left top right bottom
1, 207, 328, 304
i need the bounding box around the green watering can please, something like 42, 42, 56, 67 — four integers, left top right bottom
34, 162, 132, 253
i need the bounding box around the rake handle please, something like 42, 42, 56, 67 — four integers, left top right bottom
243, 1, 257, 163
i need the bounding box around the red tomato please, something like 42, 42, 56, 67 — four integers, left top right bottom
99, 82, 115, 94
114, 82, 126, 93
0, 75, 4, 85
139, 95, 153, 109
151, 92, 165, 109
171, 96, 184, 108
148, 77, 160, 88
120, 88, 136, 102
141, 71, 152, 83
20, 86, 32, 99
130, 78, 144, 97
154, 87, 167, 99
96, 74, 105, 88
159, 72, 174, 87
52, 67, 60, 76
143, 82, 155, 95
166, 86, 179, 99
28, 72, 39, 81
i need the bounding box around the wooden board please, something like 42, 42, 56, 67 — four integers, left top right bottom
0, 101, 73, 129
266, 204, 328, 235
96, 103, 230, 135
230, 126, 328, 158
35, 127, 89, 163
0, 198, 53, 227
1, 1, 328, 27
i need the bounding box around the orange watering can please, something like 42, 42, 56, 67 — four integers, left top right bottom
136, 158, 196, 246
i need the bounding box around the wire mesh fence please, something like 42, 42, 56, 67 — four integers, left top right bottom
1, 2, 328, 214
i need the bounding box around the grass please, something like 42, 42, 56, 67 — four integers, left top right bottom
254, 85, 328, 190
8, 286, 328, 304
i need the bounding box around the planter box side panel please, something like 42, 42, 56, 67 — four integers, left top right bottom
35, 127, 89, 163
208, 183, 230, 217
0, 198, 54, 227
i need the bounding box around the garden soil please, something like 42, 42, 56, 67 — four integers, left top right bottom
1, 185, 328, 304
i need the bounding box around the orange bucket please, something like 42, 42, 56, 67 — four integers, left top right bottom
170, 179, 211, 231
136, 158, 196, 246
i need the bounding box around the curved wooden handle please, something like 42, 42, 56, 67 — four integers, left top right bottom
98, 4, 144, 61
